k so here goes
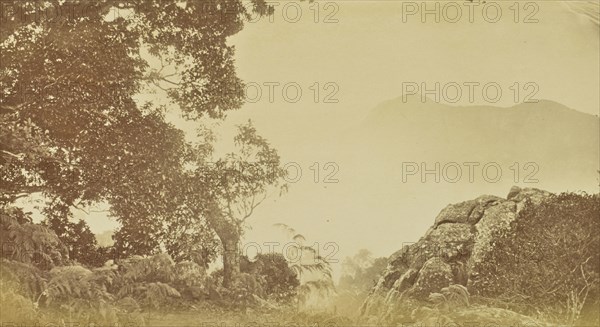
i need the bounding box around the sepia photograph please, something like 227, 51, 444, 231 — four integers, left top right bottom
1, 0, 599, 326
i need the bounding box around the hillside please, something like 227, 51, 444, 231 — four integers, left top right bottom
348, 96, 599, 186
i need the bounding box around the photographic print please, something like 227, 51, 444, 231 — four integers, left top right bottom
1, 1, 599, 326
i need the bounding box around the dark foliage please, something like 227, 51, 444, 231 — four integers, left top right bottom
243, 253, 300, 301
1, 0, 274, 265
0, 206, 67, 269
473, 193, 600, 325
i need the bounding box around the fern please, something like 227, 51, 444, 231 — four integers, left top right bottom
0, 259, 44, 324
0, 290, 38, 324
118, 253, 176, 284
45, 265, 114, 305
116, 296, 141, 313
440, 284, 470, 308
172, 260, 206, 288
1, 261, 123, 326
428, 284, 471, 311
274, 223, 337, 309
274, 223, 334, 280
428, 292, 447, 305
1, 207, 67, 269
114, 253, 191, 309
0, 258, 47, 302
118, 281, 181, 309
297, 279, 337, 307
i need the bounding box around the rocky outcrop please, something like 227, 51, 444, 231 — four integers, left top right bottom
360, 186, 552, 322
411, 305, 547, 326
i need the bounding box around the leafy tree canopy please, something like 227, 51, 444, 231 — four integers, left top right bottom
1, 0, 274, 261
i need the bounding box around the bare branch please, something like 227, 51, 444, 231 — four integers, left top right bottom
2, 150, 25, 160
240, 192, 267, 223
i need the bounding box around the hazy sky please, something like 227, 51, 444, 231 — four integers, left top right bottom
23, 1, 599, 275
218, 0, 600, 268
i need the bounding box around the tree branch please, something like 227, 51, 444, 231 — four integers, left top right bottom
240, 192, 267, 223
2, 150, 25, 160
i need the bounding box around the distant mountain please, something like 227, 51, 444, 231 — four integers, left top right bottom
336, 96, 599, 191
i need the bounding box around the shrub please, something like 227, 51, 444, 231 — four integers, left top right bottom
244, 253, 300, 302
1, 206, 67, 269
113, 253, 203, 309
0, 258, 47, 302
43, 264, 124, 324
472, 193, 600, 325
0, 259, 43, 325
207, 253, 300, 308
173, 261, 206, 288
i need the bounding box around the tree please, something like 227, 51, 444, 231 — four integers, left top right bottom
42, 201, 110, 267
186, 121, 287, 287
1, 0, 274, 259
110, 175, 220, 267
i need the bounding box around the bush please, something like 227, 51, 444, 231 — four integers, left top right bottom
244, 253, 300, 302
473, 192, 600, 325
43, 202, 110, 268
207, 253, 300, 308
0, 259, 43, 325
1, 206, 67, 269
114, 253, 209, 309
0, 258, 127, 326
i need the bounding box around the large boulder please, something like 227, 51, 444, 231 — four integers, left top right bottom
360, 186, 552, 323
404, 257, 453, 300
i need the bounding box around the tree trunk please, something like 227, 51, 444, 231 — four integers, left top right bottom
221, 236, 240, 288
204, 204, 242, 288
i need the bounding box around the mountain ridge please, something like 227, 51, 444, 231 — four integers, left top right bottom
365, 95, 597, 123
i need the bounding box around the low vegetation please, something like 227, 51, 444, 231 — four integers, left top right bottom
473, 192, 600, 326
0, 205, 343, 325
